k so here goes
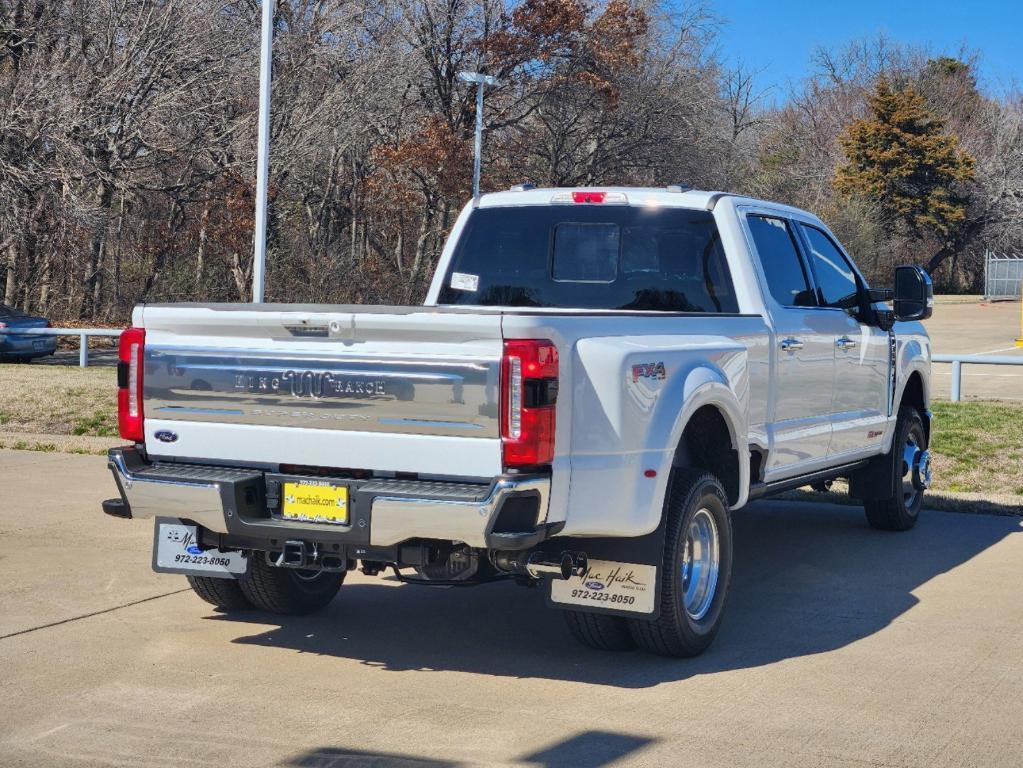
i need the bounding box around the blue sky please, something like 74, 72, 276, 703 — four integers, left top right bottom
715, 0, 1023, 98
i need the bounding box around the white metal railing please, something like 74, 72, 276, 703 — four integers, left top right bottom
933, 353, 1023, 401
0, 327, 122, 367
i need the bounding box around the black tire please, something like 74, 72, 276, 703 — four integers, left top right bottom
864, 406, 927, 532
563, 609, 635, 652
186, 575, 252, 611
628, 470, 733, 658
238, 557, 344, 615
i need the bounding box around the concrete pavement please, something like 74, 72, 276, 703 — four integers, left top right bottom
923, 300, 1023, 401
1, 449, 1022, 767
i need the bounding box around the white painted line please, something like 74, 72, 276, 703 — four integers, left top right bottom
978, 346, 1023, 354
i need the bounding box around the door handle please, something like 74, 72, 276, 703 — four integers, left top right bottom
836, 336, 858, 351
780, 338, 804, 353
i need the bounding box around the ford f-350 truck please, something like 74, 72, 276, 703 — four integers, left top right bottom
102, 187, 933, 657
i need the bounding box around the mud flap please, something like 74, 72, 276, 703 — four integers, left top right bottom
849, 439, 902, 501
152, 517, 250, 579
542, 523, 666, 621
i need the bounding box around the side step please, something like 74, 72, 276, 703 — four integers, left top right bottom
748, 461, 870, 501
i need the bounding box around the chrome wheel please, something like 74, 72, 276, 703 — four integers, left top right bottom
901, 433, 931, 511
680, 507, 720, 621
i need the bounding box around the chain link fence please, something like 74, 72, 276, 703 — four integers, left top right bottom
984, 250, 1023, 299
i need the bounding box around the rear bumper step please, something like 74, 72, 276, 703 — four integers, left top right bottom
101, 498, 131, 519
106, 446, 552, 551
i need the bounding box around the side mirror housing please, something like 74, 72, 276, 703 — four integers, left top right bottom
893, 265, 933, 322
867, 287, 894, 303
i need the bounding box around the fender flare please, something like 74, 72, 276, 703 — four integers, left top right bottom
892, 341, 931, 448
656, 368, 750, 511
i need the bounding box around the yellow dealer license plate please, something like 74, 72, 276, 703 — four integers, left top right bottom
281, 481, 349, 525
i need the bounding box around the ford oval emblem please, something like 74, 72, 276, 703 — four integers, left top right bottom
154, 430, 178, 443
584, 580, 605, 591
186, 545, 203, 555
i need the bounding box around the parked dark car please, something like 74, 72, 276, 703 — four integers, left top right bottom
0, 304, 57, 362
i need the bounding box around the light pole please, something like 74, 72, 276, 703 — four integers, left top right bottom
458, 71, 499, 200
252, 0, 274, 303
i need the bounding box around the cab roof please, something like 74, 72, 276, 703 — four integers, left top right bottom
475, 186, 813, 219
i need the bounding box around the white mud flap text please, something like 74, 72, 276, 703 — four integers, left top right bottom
152, 518, 248, 579
550, 559, 657, 615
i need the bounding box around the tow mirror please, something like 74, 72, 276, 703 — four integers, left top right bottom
893, 265, 933, 322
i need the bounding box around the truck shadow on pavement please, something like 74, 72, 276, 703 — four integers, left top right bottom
214, 500, 1021, 689
284, 730, 655, 768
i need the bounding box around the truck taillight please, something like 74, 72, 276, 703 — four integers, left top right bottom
117, 327, 145, 442
501, 339, 558, 470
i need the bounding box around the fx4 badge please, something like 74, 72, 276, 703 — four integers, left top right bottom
631, 362, 666, 383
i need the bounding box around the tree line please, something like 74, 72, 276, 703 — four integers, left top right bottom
1, 0, 1020, 324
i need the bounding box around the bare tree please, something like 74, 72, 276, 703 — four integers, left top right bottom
0, 7, 1019, 319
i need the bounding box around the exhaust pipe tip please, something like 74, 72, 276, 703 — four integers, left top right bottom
558, 552, 573, 580
568, 551, 587, 578
492, 549, 588, 581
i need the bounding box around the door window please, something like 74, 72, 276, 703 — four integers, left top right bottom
800, 225, 859, 308
746, 215, 816, 307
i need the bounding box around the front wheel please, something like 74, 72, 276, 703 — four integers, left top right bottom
864, 406, 929, 531
629, 470, 733, 657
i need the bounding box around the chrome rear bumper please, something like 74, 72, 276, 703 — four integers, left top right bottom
105, 446, 552, 550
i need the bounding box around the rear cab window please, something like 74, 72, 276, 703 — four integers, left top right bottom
745, 215, 817, 308
436, 205, 739, 313
552, 223, 620, 283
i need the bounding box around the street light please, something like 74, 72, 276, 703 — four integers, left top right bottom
458, 71, 499, 201
252, 0, 274, 303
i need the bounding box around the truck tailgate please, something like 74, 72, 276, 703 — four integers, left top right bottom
138, 304, 504, 477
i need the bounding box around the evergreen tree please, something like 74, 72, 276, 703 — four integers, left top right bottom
835, 77, 975, 240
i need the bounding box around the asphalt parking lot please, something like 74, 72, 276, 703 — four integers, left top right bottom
2, 449, 1022, 767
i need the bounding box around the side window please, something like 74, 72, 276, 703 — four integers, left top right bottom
746, 215, 816, 307
800, 225, 859, 307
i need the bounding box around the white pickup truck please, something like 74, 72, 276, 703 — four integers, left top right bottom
102, 186, 933, 657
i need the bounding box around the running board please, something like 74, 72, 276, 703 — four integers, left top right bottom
748, 461, 870, 501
